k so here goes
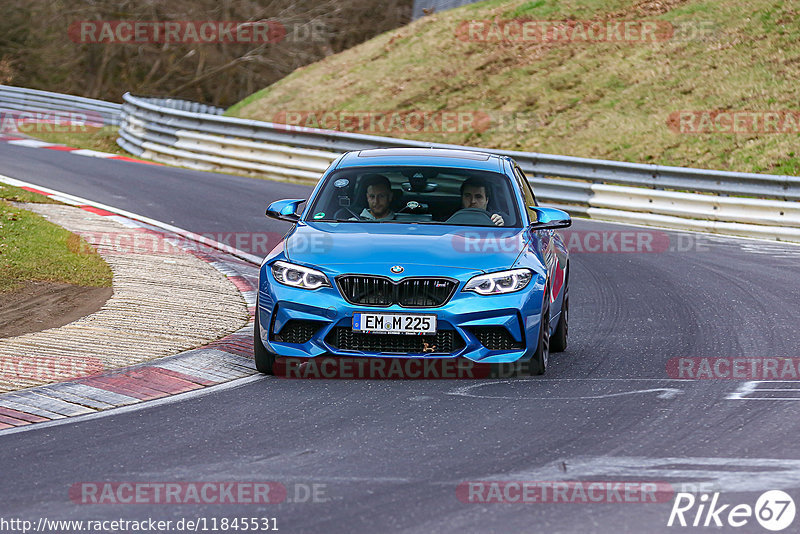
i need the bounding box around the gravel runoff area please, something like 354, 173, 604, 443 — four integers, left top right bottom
0, 203, 250, 393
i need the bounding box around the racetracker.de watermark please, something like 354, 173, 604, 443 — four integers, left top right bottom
69, 482, 328, 504
275, 358, 552, 379
69, 230, 712, 258
667, 358, 800, 380
0, 110, 105, 134
0, 356, 104, 383
456, 481, 675, 503
271, 110, 541, 135
67, 20, 331, 44
668, 111, 800, 134
449, 230, 710, 254
455, 19, 718, 43
66, 231, 327, 257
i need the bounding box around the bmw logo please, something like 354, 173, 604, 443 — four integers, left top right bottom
390, 265, 404, 274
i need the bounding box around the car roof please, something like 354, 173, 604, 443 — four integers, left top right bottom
336, 148, 507, 172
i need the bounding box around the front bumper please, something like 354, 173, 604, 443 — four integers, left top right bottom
257, 266, 547, 363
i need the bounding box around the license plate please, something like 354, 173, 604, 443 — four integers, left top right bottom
352, 313, 436, 335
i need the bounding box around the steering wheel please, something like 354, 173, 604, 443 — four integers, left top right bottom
445, 207, 495, 225
334, 207, 362, 220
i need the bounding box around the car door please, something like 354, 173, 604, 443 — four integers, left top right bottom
513, 165, 567, 308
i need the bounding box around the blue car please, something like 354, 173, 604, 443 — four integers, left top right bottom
255, 148, 571, 376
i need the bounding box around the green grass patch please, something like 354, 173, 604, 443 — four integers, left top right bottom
771, 155, 800, 175
0, 184, 60, 204
504, 0, 556, 18
0, 200, 113, 292
22, 126, 126, 155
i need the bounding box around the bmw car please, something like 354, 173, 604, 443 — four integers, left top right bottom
255, 147, 571, 376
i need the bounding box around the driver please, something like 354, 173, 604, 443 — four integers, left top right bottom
360, 174, 395, 220
460, 177, 504, 226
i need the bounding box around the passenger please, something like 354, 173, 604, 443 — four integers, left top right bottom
360, 174, 395, 220
460, 177, 504, 226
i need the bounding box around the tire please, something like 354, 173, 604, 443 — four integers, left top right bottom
528, 300, 550, 376
254, 299, 276, 375
550, 286, 568, 353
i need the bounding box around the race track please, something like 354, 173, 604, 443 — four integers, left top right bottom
2, 142, 800, 533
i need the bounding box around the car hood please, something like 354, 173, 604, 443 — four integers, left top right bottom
285, 222, 526, 277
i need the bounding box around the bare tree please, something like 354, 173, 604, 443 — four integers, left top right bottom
0, 0, 413, 106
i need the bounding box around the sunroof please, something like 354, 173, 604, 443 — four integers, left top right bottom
357, 148, 491, 160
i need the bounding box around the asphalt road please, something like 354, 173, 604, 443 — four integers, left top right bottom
2, 142, 800, 533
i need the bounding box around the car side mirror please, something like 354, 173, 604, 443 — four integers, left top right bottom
266, 199, 305, 223
529, 207, 571, 230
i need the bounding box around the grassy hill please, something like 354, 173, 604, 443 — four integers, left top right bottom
228, 0, 800, 175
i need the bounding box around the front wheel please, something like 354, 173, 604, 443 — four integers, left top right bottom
528, 303, 550, 376
254, 300, 276, 374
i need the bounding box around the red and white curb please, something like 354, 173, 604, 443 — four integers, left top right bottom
0, 133, 161, 166
0, 175, 262, 433
0, 174, 262, 265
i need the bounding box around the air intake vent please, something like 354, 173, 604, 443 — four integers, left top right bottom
273, 320, 323, 344
327, 328, 465, 354
336, 276, 457, 308
469, 326, 524, 351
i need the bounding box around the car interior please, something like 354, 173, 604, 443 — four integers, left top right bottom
309, 167, 521, 227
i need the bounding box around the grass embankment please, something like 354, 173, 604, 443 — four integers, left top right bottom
0, 184, 113, 292
20, 126, 126, 155
228, 0, 800, 175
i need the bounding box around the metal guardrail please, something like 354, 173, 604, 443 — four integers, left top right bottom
119, 93, 593, 212
0, 84, 122, 126
2, 85, 798, 243
412, 0, 483, 19
118, 92, 800, 241
133, 97, 224, 116
120, 93, 800, 199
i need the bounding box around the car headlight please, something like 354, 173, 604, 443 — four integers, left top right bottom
271, 261, 331, 290
463, 268, 533, 295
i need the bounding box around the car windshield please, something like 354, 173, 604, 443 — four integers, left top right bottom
306, 166, 521, 227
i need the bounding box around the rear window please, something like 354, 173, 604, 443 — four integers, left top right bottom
306, 166, 521, 227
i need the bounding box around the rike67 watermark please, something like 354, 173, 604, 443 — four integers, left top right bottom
668, 490, 796, 530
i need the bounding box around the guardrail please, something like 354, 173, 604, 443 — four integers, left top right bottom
2, 85, 798, 243
119, 93, 800, 242
0, 84, 122, 126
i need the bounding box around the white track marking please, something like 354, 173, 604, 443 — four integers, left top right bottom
447, 379, 684, 400
0, 173, 261, 264
481, 457, 800, 493
69, 149, 116, 158
583, 215, 800, 248
727, 381, 800, 401
6, 139, 55, 148
0, 375, 266, 437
